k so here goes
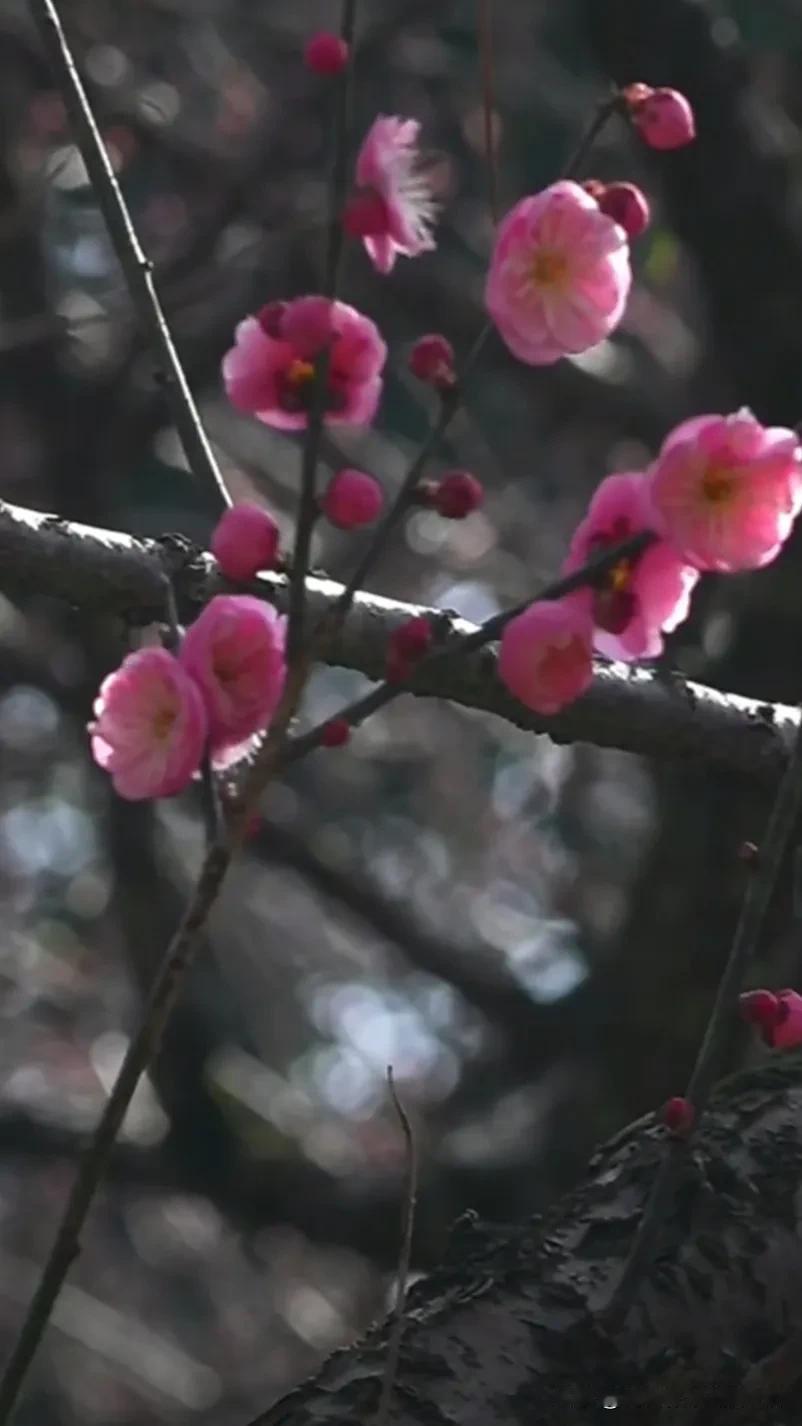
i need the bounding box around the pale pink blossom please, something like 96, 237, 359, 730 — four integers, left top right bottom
222, 296, 387, 430
179, 595, 287, 753
345, 116, 437, 275
647, 410, 802, 572
563, 472, 699, 661
485, 181, 631, 365
90, 647, 207, 801
498, 598, 594, 716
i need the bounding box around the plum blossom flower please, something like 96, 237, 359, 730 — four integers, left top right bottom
498, 598, 594, 716
563, 473, 698, 661
740, 987, 802, 1050
647, 410, 802, 572
90, 647, 207, 801
345, 116, 437, 275
179, 595, 287, 753
222, 296, 387, 430
485, 181, 631, 365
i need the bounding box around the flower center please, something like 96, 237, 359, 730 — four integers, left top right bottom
531, 249, 568, 290
287, 358, 316, 387
589, 520, 639, 634
701, 463, 737, 504
152, 705, 177, 741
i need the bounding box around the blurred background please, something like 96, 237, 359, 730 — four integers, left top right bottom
0, 0, 801, 1420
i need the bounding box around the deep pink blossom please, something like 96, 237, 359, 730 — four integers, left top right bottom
647, 410, 802, 572
90, 647, 207, 801
212, 502, 280, 582
179, 595, 286, 753
498, 598, 594, 716
741, 987, 802, 1050
485, 181, 631, 365
321, 468, 383, 529
563, 472, 698, 661
222, 296, 387, 430
345, 116, 437, 275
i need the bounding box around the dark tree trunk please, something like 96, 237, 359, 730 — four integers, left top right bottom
247, 1054, 802, 1426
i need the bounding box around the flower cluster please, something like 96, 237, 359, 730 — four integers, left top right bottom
498, 410, 802, 717
90, 594, 287, 801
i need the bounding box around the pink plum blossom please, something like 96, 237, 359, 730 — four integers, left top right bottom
766, 990, 802, 1050
647, 410, 802, 572
212, 502, 280, 582
485, 181, 631, 365
563, 472, 699, 661
345, 116, 437, 275
222, 295, 387, 431
498, 598, 594, 716
179, 595, 287, 753
90, 647, 207, 801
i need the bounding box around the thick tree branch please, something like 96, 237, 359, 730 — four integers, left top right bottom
247, 1053, 802, 1426
0, 497, 794, 781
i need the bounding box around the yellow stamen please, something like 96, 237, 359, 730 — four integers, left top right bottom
152, 706, 177, 741
287, 358, 316, 387
702, 464, 736, 504
531, 249, 568, 290
609, 559, 632, 592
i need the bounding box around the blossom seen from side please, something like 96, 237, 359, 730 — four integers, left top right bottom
179, 595, 287, 754
345, 116, 437, 275
485, 180, 631, 365
222, 296, 387, 431
90, 647, 207, 801
498, 597, 594, 716
563, 472, 698, 662
212, 502, 280, 582
647, 410, 802, 572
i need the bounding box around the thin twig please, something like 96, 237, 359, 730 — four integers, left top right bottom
0, 838, 232, 1424
478, 0, 499, 224
30, 0, 230, 510
562, 91, 620, 181
288, 0, 358, 662
601, 701, 802, 1333
376, 1068, 418, 1426
285, 532, 655, 766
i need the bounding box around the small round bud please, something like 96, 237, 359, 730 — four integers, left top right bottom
212, 502, 280, 582
739, 989, 781, 1029
304, 31, 349, 76
321, 469, 383, 530
661, 1096, 694, 1135
408, 334, 456, 390
432, 470, 484, 519
594, 181, 650, 240
632, 87, 695, 151
321, 717, 351, 748
738, 840, 759, 866
620, 82, 653, 109
390, 616, 433, 663
257, 301, 288, 339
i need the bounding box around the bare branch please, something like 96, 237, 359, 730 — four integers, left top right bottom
0, 497, 794, 782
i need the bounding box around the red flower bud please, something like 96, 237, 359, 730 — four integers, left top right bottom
661, 1096, 694, 1135
408, 334, 456, 390
432, 470, 484, 519
304, 32, 349, 76
594, 182, 650, 240
321, 717, 351, 748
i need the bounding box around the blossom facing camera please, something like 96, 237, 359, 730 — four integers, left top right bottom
212, 503, 280, 582
563, 472, 698, 662
90, 647, 207, 801
179, 595, 287, 753
647, 410, 802, 572
498, 598, 594, 716
630, 86, 696, 150
322, 469, 383, 529
222, 295, 387, 431
345, 116, 437, 275
486, 180, 631, 365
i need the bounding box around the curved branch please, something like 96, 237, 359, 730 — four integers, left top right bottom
0, 497, 794, 781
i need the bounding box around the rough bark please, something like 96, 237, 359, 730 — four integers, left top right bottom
247, 1053, 802, 1426
0, 498, 795, 781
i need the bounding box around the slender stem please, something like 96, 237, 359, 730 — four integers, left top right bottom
601, 703, 802, 1332
287, 532, 654, 766
288, 0, 358, 662
561, 92, 620, 181
0, 839, 233, 1424
376, 1068, 418, 1426
29, 0, 230, 510
478, 0, 499, 224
